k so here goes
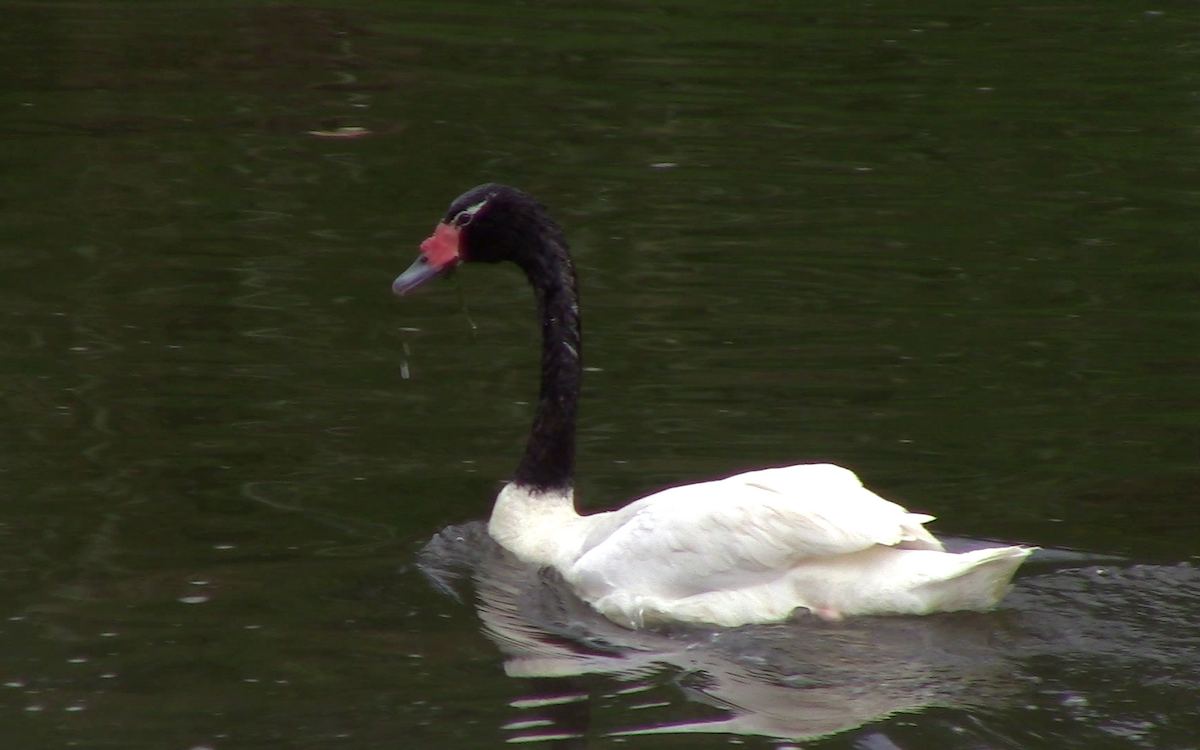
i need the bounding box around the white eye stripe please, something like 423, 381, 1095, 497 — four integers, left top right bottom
462, 199, 488, 216
454, 199, 490, 225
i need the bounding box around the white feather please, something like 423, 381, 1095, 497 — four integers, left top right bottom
488, 463, 1033, 629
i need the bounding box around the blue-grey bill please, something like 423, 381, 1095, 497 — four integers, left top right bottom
392, 255, 447, 296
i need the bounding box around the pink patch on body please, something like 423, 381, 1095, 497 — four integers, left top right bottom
814, 605, 843, 622
420, 222, 462, 269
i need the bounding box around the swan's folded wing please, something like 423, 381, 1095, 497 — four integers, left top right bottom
719, 463, 942, 552
569, 464, 942, 600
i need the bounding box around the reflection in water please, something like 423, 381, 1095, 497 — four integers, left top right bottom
419, 522, 1020, 746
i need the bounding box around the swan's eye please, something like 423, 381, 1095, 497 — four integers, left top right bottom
451, 198, 489, 228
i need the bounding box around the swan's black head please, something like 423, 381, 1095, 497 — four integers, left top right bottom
392, 184, 563, 295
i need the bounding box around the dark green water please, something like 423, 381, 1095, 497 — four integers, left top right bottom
1, 2, 1197, 748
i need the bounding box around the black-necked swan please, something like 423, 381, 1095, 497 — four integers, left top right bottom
392, 183, 1034, 629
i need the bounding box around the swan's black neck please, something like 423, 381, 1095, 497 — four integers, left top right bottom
510, 227, 580, 495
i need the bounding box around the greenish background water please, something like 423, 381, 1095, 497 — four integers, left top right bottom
1, 2, 1197, 748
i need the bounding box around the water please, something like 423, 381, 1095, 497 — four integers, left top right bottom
1, 2, 1197, 748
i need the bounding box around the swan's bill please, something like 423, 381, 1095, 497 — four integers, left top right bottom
392, 222, 462, 296
392, 255, 445, 295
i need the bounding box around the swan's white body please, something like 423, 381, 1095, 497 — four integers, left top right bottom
489, 463, 1032, 628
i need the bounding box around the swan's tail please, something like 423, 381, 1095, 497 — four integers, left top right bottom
914, 545, 1035, 612
621, 544, 1038, 625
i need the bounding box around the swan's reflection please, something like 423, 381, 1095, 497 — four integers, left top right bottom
419, 521, 1022, 745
